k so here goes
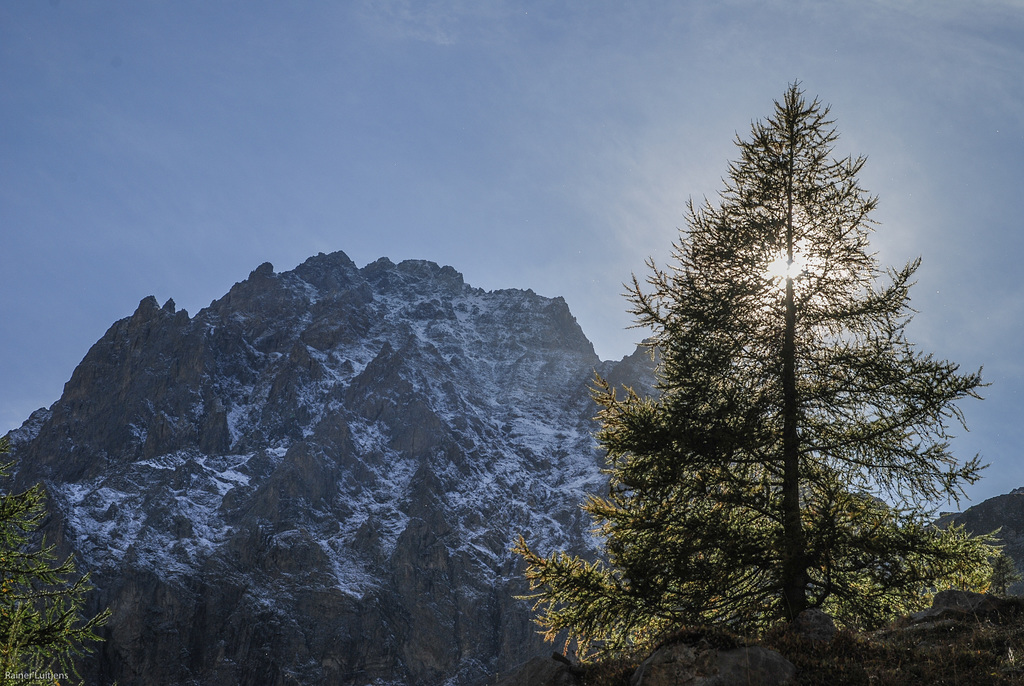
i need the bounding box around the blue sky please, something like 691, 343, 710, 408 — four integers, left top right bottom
2, 1, 1023, 507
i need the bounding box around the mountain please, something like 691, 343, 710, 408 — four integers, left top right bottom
4, 251, 656, 686
937, 489, 1024, 596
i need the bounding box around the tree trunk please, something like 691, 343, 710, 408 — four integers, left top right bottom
780, 123, 808, 620
780, 276, 807, 620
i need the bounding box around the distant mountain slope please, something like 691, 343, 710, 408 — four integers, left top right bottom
6, 251, 656, 686
938, 489, 1024, 596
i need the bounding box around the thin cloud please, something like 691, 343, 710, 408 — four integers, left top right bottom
357, 0, 519, 46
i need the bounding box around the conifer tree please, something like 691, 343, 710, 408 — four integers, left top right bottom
0, 436, 109, 683
516, 84, 995, 657
989, 552, 1022, 595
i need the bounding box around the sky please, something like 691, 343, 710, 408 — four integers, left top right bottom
2, 1, 1023, 508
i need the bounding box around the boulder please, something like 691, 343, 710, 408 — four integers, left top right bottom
495, 654, 581, 686
789, 608, 837, 642
910, 590, 1023, 624
631, 641, 795, 686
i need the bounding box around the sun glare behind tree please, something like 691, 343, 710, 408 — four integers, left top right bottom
764, 238, 818, 288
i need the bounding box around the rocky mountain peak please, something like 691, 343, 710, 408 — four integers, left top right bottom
6, 251, 650, 686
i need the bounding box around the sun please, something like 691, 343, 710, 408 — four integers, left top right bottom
765, 247, 804, 285
766, 252, 799, 283
764, 239, 818, 288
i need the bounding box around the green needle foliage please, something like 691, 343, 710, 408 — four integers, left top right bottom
515, 84, 995, 658
989, 552, 1023, 595
0, 436, 110, 684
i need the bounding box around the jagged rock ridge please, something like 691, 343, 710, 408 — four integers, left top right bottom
7, 251, 656, 686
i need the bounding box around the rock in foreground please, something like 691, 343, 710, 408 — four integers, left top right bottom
631, 642, 795, 686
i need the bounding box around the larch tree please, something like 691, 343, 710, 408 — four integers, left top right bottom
989, 552, 1022, 595
0, 436, 110, 683
515, 84, 995, 657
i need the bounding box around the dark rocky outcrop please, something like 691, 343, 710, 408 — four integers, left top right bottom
788, 608, 837, 643
631, 642, 795, 686
5, 250, 655, 686
494, 654, 581, 686
909, 589, 1024, 624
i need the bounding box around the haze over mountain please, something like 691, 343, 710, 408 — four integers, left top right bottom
5, 250, 656, 685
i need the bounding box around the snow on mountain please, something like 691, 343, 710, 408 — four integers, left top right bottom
6, 250, 656, 686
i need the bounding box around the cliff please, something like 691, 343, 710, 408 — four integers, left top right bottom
6, 250, 656, 685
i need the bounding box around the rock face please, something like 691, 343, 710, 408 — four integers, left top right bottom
5, 251, 657, 686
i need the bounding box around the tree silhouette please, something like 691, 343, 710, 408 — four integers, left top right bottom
516, 84, 994, 657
